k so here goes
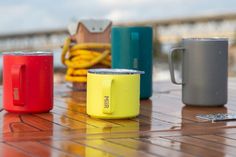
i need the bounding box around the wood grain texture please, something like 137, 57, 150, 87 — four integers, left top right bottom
0, 80, 236, 156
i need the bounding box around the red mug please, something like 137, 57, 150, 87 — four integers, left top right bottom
3, 52, 53, 113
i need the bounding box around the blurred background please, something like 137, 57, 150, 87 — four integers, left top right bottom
1, 0, 236, 83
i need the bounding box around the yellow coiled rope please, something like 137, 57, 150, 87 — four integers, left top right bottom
61, 37, 111, 82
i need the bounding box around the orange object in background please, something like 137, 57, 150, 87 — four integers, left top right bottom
62, 19, 112, 90
70, 19, 111, 44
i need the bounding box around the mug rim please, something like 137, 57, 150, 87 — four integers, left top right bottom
2, 51, 53, 56
112, 26, 152, 29
88, 68, 144, 75
182, 38, 228, 41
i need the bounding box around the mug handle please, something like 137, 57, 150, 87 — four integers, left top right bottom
131, 32, 140, 69
168, 47, 184, 85
102, 78, 114, 114
11, 64, 25, 106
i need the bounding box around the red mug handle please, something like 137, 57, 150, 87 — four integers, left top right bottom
11, 64, 25, 106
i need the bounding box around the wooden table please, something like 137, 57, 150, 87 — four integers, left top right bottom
1, 79, 236, 157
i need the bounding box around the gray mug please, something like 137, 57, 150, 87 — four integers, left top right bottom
168, 38, 228, 106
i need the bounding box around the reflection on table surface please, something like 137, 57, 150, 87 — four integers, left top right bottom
1, 81, 236, 156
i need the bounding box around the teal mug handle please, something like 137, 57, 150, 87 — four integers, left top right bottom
131, 32, 140, 69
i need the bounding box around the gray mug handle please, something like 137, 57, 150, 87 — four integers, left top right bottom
168, 47, 185, 85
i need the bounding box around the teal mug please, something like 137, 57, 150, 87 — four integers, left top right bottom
111, 26, 153, 99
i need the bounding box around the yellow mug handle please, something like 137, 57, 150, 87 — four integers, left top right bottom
102, 78, 114, 114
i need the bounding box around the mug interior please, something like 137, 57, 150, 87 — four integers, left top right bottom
88, 68, 144, 75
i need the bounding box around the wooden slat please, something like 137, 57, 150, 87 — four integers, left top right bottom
40, 140, 116, 157
0, 143, 32, 157
106, 138, 194, 157
140, 137, 227, 157
75, 139, 156, 157
7, 141, 74, 157
163, 136, 235, 157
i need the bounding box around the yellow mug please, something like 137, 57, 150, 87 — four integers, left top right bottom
86, 69, 144, 119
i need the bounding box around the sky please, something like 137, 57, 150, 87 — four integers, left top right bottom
0, 0, 236, 34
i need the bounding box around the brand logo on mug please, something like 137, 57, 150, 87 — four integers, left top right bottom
13, 88, 19, 100
133, 58, 138, 69
104, 96, 109, 108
